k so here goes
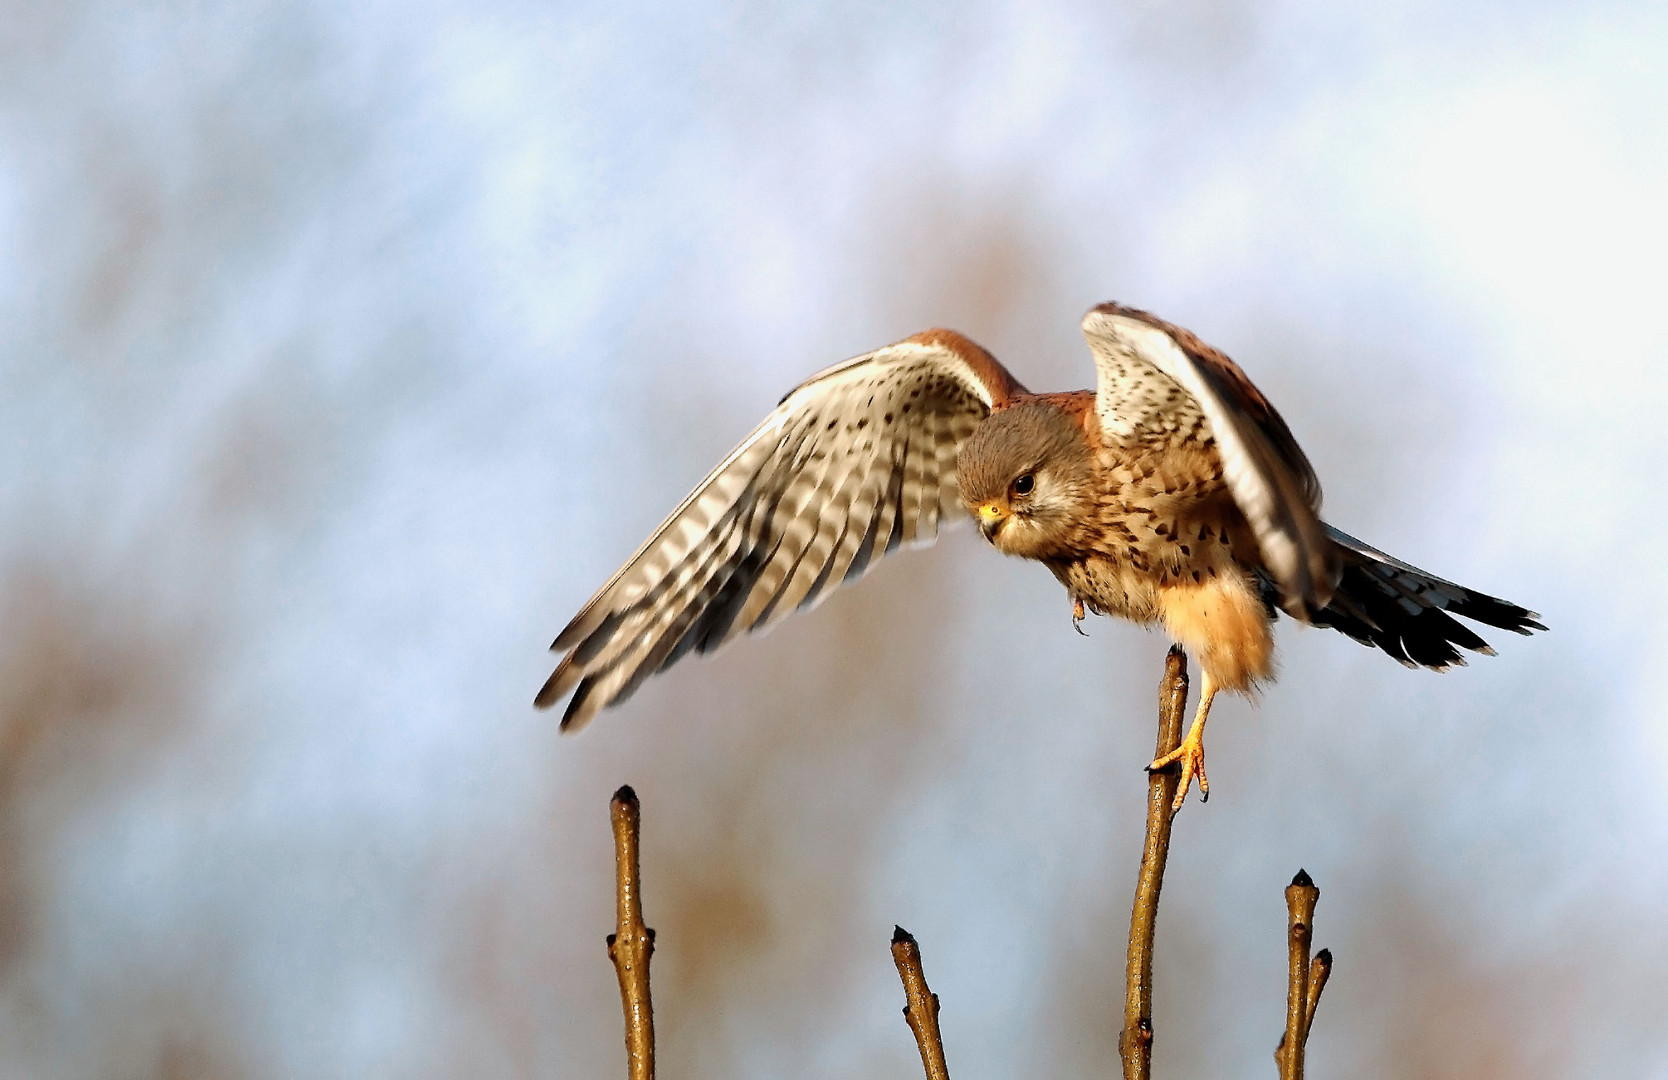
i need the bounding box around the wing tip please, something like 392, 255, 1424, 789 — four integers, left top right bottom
551, 619, 586, 652
535, 653, 588, 722
532, 663, 610, 733
533, 668, 564, 712
555, 676, 600, 733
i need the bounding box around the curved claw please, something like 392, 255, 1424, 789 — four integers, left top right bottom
1072, 597, 1089, 636
1147, 732, 1209, 812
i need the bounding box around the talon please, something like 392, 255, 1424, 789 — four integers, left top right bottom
1072, 597, 1088, 636
1147, 735, 1208, 812
1146, 672, 1217, 812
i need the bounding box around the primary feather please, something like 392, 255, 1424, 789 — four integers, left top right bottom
538, 330, 1025, 730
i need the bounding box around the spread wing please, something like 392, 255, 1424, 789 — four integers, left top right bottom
538, 329, 1027, 731
1079, 302, 1338, 614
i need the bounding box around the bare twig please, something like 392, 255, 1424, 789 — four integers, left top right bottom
1275, 869, 1330, 1080
891, 926, 951, 1080
1305, 948, 1333, 1044
607, 785, 655, 1080
1120, 645, 1190, 1080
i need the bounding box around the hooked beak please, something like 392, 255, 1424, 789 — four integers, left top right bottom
977, 502, 1009, 540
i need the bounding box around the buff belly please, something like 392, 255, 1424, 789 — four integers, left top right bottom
1051, 556, 1275, 694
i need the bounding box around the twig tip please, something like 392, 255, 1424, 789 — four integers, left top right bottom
612, 784, 639, 806
1315, 947, 1333, 966
892, 925, 915, 946
1290, 868, 1314, 888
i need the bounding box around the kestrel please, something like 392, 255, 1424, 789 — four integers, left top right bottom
539, 303, 1543, 808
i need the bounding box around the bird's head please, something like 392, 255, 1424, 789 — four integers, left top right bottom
956, 398, 1096, 559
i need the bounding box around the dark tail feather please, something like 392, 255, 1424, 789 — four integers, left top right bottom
1305, 527, 1546, 671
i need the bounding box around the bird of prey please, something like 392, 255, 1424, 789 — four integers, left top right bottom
538, 303, 1543, 808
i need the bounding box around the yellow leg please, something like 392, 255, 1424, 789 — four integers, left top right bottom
1147, 670, 1217, 812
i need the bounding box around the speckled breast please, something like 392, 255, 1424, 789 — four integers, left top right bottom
1047, 437, 1253, 623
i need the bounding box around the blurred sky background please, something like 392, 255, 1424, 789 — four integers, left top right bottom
2, 1, 1667, 1077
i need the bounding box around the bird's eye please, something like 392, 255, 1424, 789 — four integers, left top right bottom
1013, 473, 1035, 497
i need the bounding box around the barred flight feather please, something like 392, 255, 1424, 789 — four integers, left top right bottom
538, 334, 1026, 730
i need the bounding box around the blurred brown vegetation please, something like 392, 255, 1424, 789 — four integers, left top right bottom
0, 561, 227, 1077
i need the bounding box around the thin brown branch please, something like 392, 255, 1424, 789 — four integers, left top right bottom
607, 785, 655, 1080
1304, 948, 1332, 1044
1119, 645, 1190, 1080
891, 926, 951, 1080
1275, 869, 1323, 1080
